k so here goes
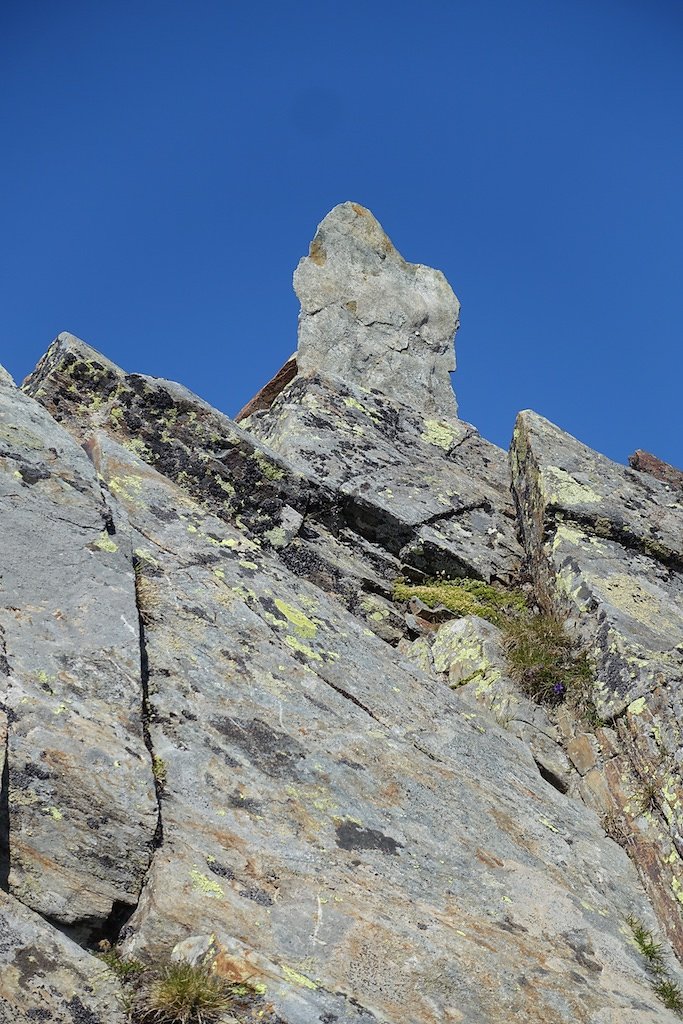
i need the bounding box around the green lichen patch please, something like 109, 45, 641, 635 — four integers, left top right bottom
394, 578, 597, 713
189, 869, 225, 898
91, 532, 118, 553
281, 964, 319, 990
393, 578, 527, 628
252, 449, 284, 480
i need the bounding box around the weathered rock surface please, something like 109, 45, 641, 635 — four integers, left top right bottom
0, 890, 124, 1023
8, 390, 677, 1021
0, 370, 157, 928
511, 409, 683, 954
399, 613, 576, 795
2, 206, 682, 1021
295, 202, 460, 418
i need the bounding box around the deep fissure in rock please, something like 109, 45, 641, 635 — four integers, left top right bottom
534, 759, 569, 795
134, 559, 165, 851
0, 743, 9, 892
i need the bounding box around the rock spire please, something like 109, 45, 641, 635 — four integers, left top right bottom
294, 202, 460, 417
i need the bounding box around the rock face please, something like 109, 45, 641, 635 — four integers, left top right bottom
0, 369, 157, 928
295, 202, 460, 417
511, 410, 683, 952
2, 208, 683, 1022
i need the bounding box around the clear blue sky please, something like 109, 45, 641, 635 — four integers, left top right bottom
2, 1, 682, 467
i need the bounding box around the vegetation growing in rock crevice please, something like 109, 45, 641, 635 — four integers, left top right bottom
393, 577, 597, 714
503, 612, 594, 709
627, 916, 683, 1015
99, 950, 263, 1023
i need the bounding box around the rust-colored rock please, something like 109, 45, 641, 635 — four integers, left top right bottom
629, 448, 683, 490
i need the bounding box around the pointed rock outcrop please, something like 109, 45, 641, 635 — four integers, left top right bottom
294, 202, 460, 417
242, 206, 521, 589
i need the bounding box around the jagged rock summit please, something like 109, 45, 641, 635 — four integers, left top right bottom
1, 206, 682, 1023
294, 202, 460, 417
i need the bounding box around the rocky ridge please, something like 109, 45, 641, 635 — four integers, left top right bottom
0, 202, 681, 1023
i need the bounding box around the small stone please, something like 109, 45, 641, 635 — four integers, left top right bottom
567, 734, 598, 776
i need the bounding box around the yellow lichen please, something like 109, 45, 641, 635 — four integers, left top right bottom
189, 869, 224, 898
281, 965, 318, 990
421, 419, 459, 449
252, 450, 284, 480
284, 636, 322, 660
628, 696, 647, 716
542, 465, 602, 506
92, 532, 118, 553
274, 599, 318, 639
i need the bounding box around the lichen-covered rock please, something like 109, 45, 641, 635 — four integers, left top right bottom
241, 206, 522, 588
2, 204, 683, 1021
0, 375, 157, 926
400, 614, 575, 793
294, 202, 460, 417
11, 405, 674, 1021
512, 410, 683, 570
511, 408, 683, 954
245, 373, 522, 584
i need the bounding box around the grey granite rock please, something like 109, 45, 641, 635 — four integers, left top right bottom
0, 366, 14, 388
0, 380, 157, 926
294, 202, 460, 417
2, 205, 682, 1020
400, 614, 575, 793
512, 410, 683, 569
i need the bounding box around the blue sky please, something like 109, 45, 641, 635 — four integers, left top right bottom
2, 1, 682, 467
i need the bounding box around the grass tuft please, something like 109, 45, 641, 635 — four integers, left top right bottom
98, 948, 146, 982
653, 977, 683, 1013
131, 960, 257, 1024
503, 613, 594, 708
152, 755, 168, 788
394, 577, 595, 712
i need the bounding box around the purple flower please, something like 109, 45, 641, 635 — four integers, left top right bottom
552, 682, 565, 695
